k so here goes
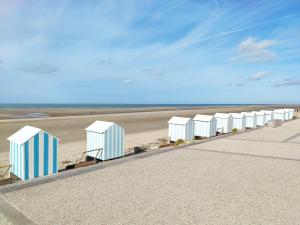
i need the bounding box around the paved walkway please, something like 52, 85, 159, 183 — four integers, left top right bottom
0, 195, 35, 225
1, 119, 300, 225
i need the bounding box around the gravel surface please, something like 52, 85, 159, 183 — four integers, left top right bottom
3, 120, 300, 225
0, 212, 12, 225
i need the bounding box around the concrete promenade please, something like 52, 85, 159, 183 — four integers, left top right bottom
1, 119, 300, 225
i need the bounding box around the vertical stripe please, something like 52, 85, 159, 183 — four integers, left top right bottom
25, 141, 29, 180
10, 142, 13, 175
53, 138, 58, 173
105, 130, 109, 160
9, 142, 12, 174
15, 143, 17, 175
29, 138, 34, 179
48, 136, 53, 175
19, 145, 23, 180
34, 133, 39, 178
44, 133, 49, 176
39, 132, 44, 177
111, 128, 114, 158
111, 125, 116, 158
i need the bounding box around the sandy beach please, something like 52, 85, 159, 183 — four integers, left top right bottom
0, 105, 297, 167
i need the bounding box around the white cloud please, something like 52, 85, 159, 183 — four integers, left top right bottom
122, 79, 133, 85
236, 82, 244, 87
142, 68, 164, 80
17, 63, 59, 74
249, 71, 270, 81
238, 37, 276, 62
273, 77, 300, 87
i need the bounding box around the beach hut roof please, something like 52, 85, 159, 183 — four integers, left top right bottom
7, 125, 41, 145
214, 113, 232, 119
193, 114, 214, 121
241, 112, 256, 116
260, 110, 273, 114
85, 120, 115, 133
230, 113, 245, 118
252, 111, 265, 115
168, 116, 191, 125
274, 109, 285, 113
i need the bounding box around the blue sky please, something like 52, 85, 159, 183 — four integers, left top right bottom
0, 0, 299, 104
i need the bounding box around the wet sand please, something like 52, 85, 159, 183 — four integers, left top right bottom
0, 105, 295, 166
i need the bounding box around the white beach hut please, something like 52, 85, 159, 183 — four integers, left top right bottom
7, 126, 59, 181
273, 109, 285, 121
284, 109, 291, 120
85, 121, 124, 161
230, 113, 246, 130
193, 114, 217, 138
260, 110, 273, 123
289, 108, 295, 119
168, 116, 194, 142
252, 111, 266, 126
241, 112, 257, 128
285, 108, 295, 120
214, 113, 233, 134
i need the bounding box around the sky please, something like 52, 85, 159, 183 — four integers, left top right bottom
0, 0, 300, 104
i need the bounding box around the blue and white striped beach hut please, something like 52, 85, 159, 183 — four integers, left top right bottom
252, 111, 266, 126
85, 121, 124, 161
230, 113, 246, 130
241, 112, 257, 128
168, 116, 194, 142
193, 114, 216, 138
273, 109, 285, 121
260, 110, 273, 123
214, 113, 233, 134
7, 126, 59, 181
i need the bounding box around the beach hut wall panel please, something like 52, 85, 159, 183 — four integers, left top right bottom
85, 121, 124, 161
285, 109, 294, 120
7, 126, 58, 181
260, 110, 273, 123
290, 109, 295, 119
252, 111, 266, 126
284, 109, 290, 120
273, 109, 285, 121
230, 113, 246, 130
193, 115, 217, 138
214, 113, 233, 133
168, 117, 194, 141
241, 112, 257, 128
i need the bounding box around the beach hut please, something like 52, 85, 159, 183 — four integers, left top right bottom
230, 113, 246, 130
252, 111, 266, 126
241, 112, 257, 128
193, 114, 216, 138
284, 108, 294, 120
214, 113, 233, 134
168, 116, 194, 142
273, 109, 285, 121
284, 109, 291, 120
85, 121, 124, 161
289, 109, 295, 119
260, 110, 273, 123
7, 126, 59, 181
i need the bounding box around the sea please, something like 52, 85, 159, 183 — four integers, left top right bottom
0, 103, 268, 109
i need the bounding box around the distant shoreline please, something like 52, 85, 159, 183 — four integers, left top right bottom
0, 103, 299, 121
0, 103, 277, 109
0, 103, 293, 120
